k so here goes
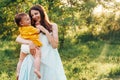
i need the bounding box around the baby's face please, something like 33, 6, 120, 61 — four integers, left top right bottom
20, 15, 31, 26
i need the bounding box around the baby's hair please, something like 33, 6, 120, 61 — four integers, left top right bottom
15, 13, 27, 26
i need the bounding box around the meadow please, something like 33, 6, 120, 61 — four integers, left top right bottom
0, 40, 120, 80
1, 0, 120, 80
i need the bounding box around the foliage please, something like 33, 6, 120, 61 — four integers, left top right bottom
108, 66, 120, 77
1, 40, 120, 79
60, 41, 120, 80
0, 0, 120, 44
76, 31, 98, 43
1, 0, 120, 80
0, 40, 19, 75
0, 41, 120, 80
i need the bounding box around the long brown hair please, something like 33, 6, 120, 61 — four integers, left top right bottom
29, 5, 52, 32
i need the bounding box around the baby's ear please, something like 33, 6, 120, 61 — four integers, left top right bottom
19, 21, 23, 26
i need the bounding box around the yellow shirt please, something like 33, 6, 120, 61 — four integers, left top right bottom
19, 26, 42, 47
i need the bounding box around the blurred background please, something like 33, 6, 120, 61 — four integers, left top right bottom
0, 0, 120, 80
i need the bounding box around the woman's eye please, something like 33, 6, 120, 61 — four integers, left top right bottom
35, 13, 38, 15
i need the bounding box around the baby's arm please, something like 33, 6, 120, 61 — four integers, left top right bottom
36, 26, 41, 33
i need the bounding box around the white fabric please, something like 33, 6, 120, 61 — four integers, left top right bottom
19, 33, 67, 80
21, 44, 30, 54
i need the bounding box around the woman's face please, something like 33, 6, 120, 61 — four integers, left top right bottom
30, 10, 41, 22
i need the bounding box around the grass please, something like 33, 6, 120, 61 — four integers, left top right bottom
0, 40, 120, 80
60, 40, 120, 80
0, 40, 19, 76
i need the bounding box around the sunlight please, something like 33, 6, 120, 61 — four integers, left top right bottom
99, 44, 109, 58
60, 0, 70, 7
60, 0, 81, 7
92, 62, 117, 75
94, 5, 103, 13
92, 5, 104, 17
115, 0, 120, 2
92, 1, 119, 18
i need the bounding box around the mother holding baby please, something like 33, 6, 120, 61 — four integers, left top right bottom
16, 4, 67, 80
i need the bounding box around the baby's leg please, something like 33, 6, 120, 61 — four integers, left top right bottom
16, 51, 27, 79
34, 47, 41, 79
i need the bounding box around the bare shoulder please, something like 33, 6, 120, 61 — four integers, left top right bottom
51, 23, 58, 30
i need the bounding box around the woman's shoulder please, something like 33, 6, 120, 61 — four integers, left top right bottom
51, 23, 57, 26
51, 23, 58, 30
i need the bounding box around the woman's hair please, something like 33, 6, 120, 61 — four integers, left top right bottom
15, 13, 27, 26
29, 5, 52, 32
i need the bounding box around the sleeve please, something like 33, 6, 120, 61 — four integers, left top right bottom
28, 27, 39, 35
19, 27, 39, 39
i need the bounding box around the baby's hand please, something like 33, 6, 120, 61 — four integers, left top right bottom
36, 25, 49, 34
35, 21, 40, 25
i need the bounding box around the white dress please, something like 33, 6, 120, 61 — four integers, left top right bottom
18, 33, 67, 80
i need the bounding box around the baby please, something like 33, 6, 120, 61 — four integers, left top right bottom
15, 13, 42, 79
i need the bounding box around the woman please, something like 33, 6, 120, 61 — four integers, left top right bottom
16, 5, 67, 80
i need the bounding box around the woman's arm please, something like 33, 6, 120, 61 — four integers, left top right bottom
16, 35, 36, 54
16, 35, 32, 44
46, 23, 58, 48
36, 23, 58, 48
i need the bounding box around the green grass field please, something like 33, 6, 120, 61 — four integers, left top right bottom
0, 40, 120, 80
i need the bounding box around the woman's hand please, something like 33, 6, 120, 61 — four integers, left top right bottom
28, 41, 36, 55
36, 23, 58, 48
16, 36, 36, 55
